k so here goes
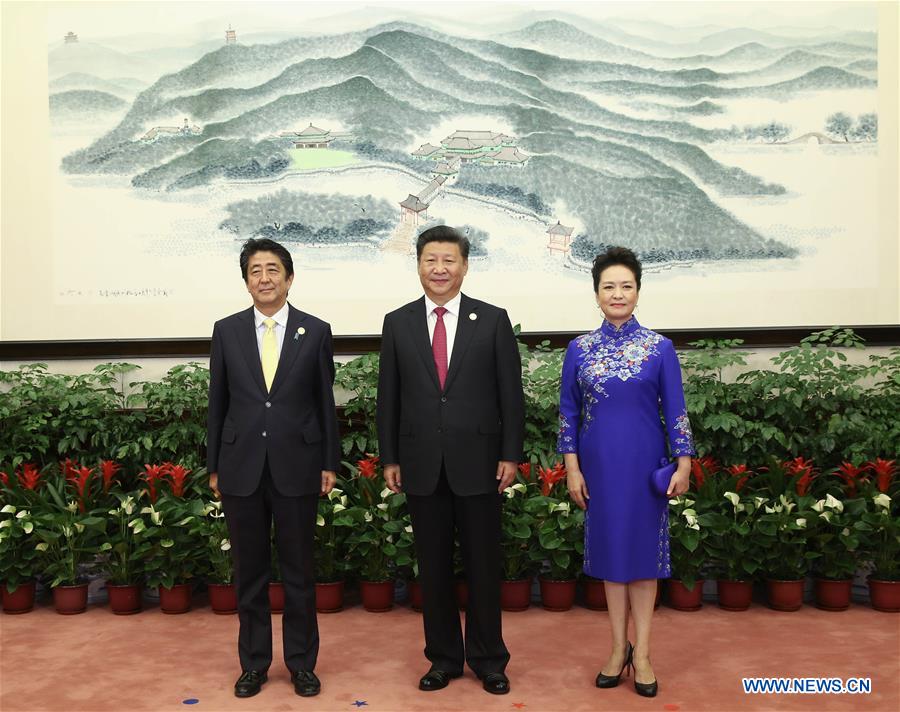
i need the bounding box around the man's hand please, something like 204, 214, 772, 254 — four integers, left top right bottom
321, 470, 336, 495
209, 472, 220, 499
384, 464, 402, 494
496, 460, 517, 493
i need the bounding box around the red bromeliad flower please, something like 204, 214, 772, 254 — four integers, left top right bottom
784, 457, 818, 496
537, 463, 566, 496
0, 471, 8, 487
163, 463, 192, 497
60, 458, 80, 481
835, 462, 868, 497
141, 463, 167, 503
99, 460, 122, 493
17, 464, 42, 491
868, 458, 897, 494
690, 456, 718, 489
69, 465, 94, 512
357, 456, 380, 479
517, 463, 532, 480
726, 464, 753, 492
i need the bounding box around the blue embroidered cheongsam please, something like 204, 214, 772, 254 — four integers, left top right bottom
557, 317, 694, 582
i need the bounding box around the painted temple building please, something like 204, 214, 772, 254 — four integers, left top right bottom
412, 130, 529, 167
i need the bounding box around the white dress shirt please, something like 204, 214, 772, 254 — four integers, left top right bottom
424, 292, 461, 367
253, 302, 289, 360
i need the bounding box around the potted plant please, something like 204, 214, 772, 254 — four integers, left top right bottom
860, 491, 900, 611
754, 492, 818, 611
344, 457, 406, 612
810, 494, 864, 611
393, 516, 420, 610
314, 485, 352, 613
667, 494, 709, 611
500, 480, 537, 611
0, 502, 40, 613
141, 492, 205, 614
98, 493, 154, 614
195, 499, 235, 614
0, 464, 47, 614
704, 491, 767, 610
32, 480, 105, 614
528, 475, 584, 612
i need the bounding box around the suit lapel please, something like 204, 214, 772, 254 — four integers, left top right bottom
408, 298, 441, 391
443, 293, 478, 394
269, 304, 308, 397
237, 307, 267, 395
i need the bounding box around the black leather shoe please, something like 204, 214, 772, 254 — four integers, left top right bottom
292, 670, 321, 697
234, 670, 267, 698
596, 641, 634, 688
419, 669, 461, 691
482, 672, 511, 695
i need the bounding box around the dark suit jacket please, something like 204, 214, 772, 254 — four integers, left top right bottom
206, 304, 340, 497
377, 293, 525, 497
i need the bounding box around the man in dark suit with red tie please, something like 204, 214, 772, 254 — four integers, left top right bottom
377, 225, 525, 695
207, 238, 339, 699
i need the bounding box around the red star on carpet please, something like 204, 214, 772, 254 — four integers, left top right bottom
512, 704, 526, 709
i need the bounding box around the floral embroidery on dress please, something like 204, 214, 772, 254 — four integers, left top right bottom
671, 413, 694, 454
558, 413, 576, 452
656, 507, 671, 577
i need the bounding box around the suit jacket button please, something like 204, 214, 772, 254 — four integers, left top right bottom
265, 401, 272, 408
440, 396, 447, 403
262, 431, 267, 437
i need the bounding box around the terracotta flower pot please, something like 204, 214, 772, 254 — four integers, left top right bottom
766, 579, 804, 611
208, 582, 237, 614
315, 580, 344, 613
668, 579, 704, 611
159, 583, 192, 614
107, 583, 142, 615
455, 578, 468, 610
269, 581, 285, 613
583, 577, 607, 610
868, 578, 900, 612
407, 580, 423, 611
539, 577, 576, 611
814, 579, 851, 611
53, 583, 88, 615
360, 580, 394, 612
2, 581, 36, 614
717, 579, 753, 611
501, 579, 531, 612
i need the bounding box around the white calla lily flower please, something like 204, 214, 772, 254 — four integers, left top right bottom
824, 494, 843, 512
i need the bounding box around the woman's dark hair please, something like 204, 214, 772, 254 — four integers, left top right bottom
416, 225, 470, 260
239, 238, 294, 280
591, 246, 642, 292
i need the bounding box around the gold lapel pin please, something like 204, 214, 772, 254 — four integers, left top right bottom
294, 326, 305, 341
469, 312, 477, 320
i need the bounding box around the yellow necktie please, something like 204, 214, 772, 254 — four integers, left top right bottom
261, 318, 278, 391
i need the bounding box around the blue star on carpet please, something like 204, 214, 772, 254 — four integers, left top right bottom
352, 702, 368, 708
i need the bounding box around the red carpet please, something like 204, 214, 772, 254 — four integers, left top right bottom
1, 598, 897, 712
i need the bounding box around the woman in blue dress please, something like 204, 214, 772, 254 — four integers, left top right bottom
557, 247, 694, 698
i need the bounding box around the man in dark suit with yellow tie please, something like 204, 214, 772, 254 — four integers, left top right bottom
207, 238, 339, 698
377, 225, 525, 695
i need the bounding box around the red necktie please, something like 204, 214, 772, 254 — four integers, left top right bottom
432, 306, 448, 389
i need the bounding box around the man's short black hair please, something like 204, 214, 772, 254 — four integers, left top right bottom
415, 225, 470, 260
591, 246, 642, 292
239, 238, 294, 281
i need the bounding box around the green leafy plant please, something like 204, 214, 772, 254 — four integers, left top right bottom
668, 493, 712, 590
141, 494, 206, 589
753, 492, 819, 580
97, 493, 156, 585
500, 466, 539, 581
0, 502, 40, 593
859, 492, 900, 581
809, 494, 865, 581
702, 491, 767, 581
334, 354, 380, 459
527, 495, 584, 581
314, 482, 353, 583
194, 499, 232, 585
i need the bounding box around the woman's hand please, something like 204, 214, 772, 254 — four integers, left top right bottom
567, 469, 590, 510
666, 458, 691, 497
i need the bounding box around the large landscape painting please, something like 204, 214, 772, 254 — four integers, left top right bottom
7, 1, 895, 339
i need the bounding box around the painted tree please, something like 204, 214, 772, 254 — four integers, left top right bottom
760, 122, 790, 143
852, 113, 878, 142
825, 112, 853, 142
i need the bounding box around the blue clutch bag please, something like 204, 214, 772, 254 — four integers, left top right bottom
652, 458, 677, 498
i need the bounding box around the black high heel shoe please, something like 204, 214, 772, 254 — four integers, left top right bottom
633, 659, 658, 698
595, 641, 633, 688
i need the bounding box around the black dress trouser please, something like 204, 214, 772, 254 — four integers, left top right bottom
405, 465, 510, 676
221, 460, 319, 673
